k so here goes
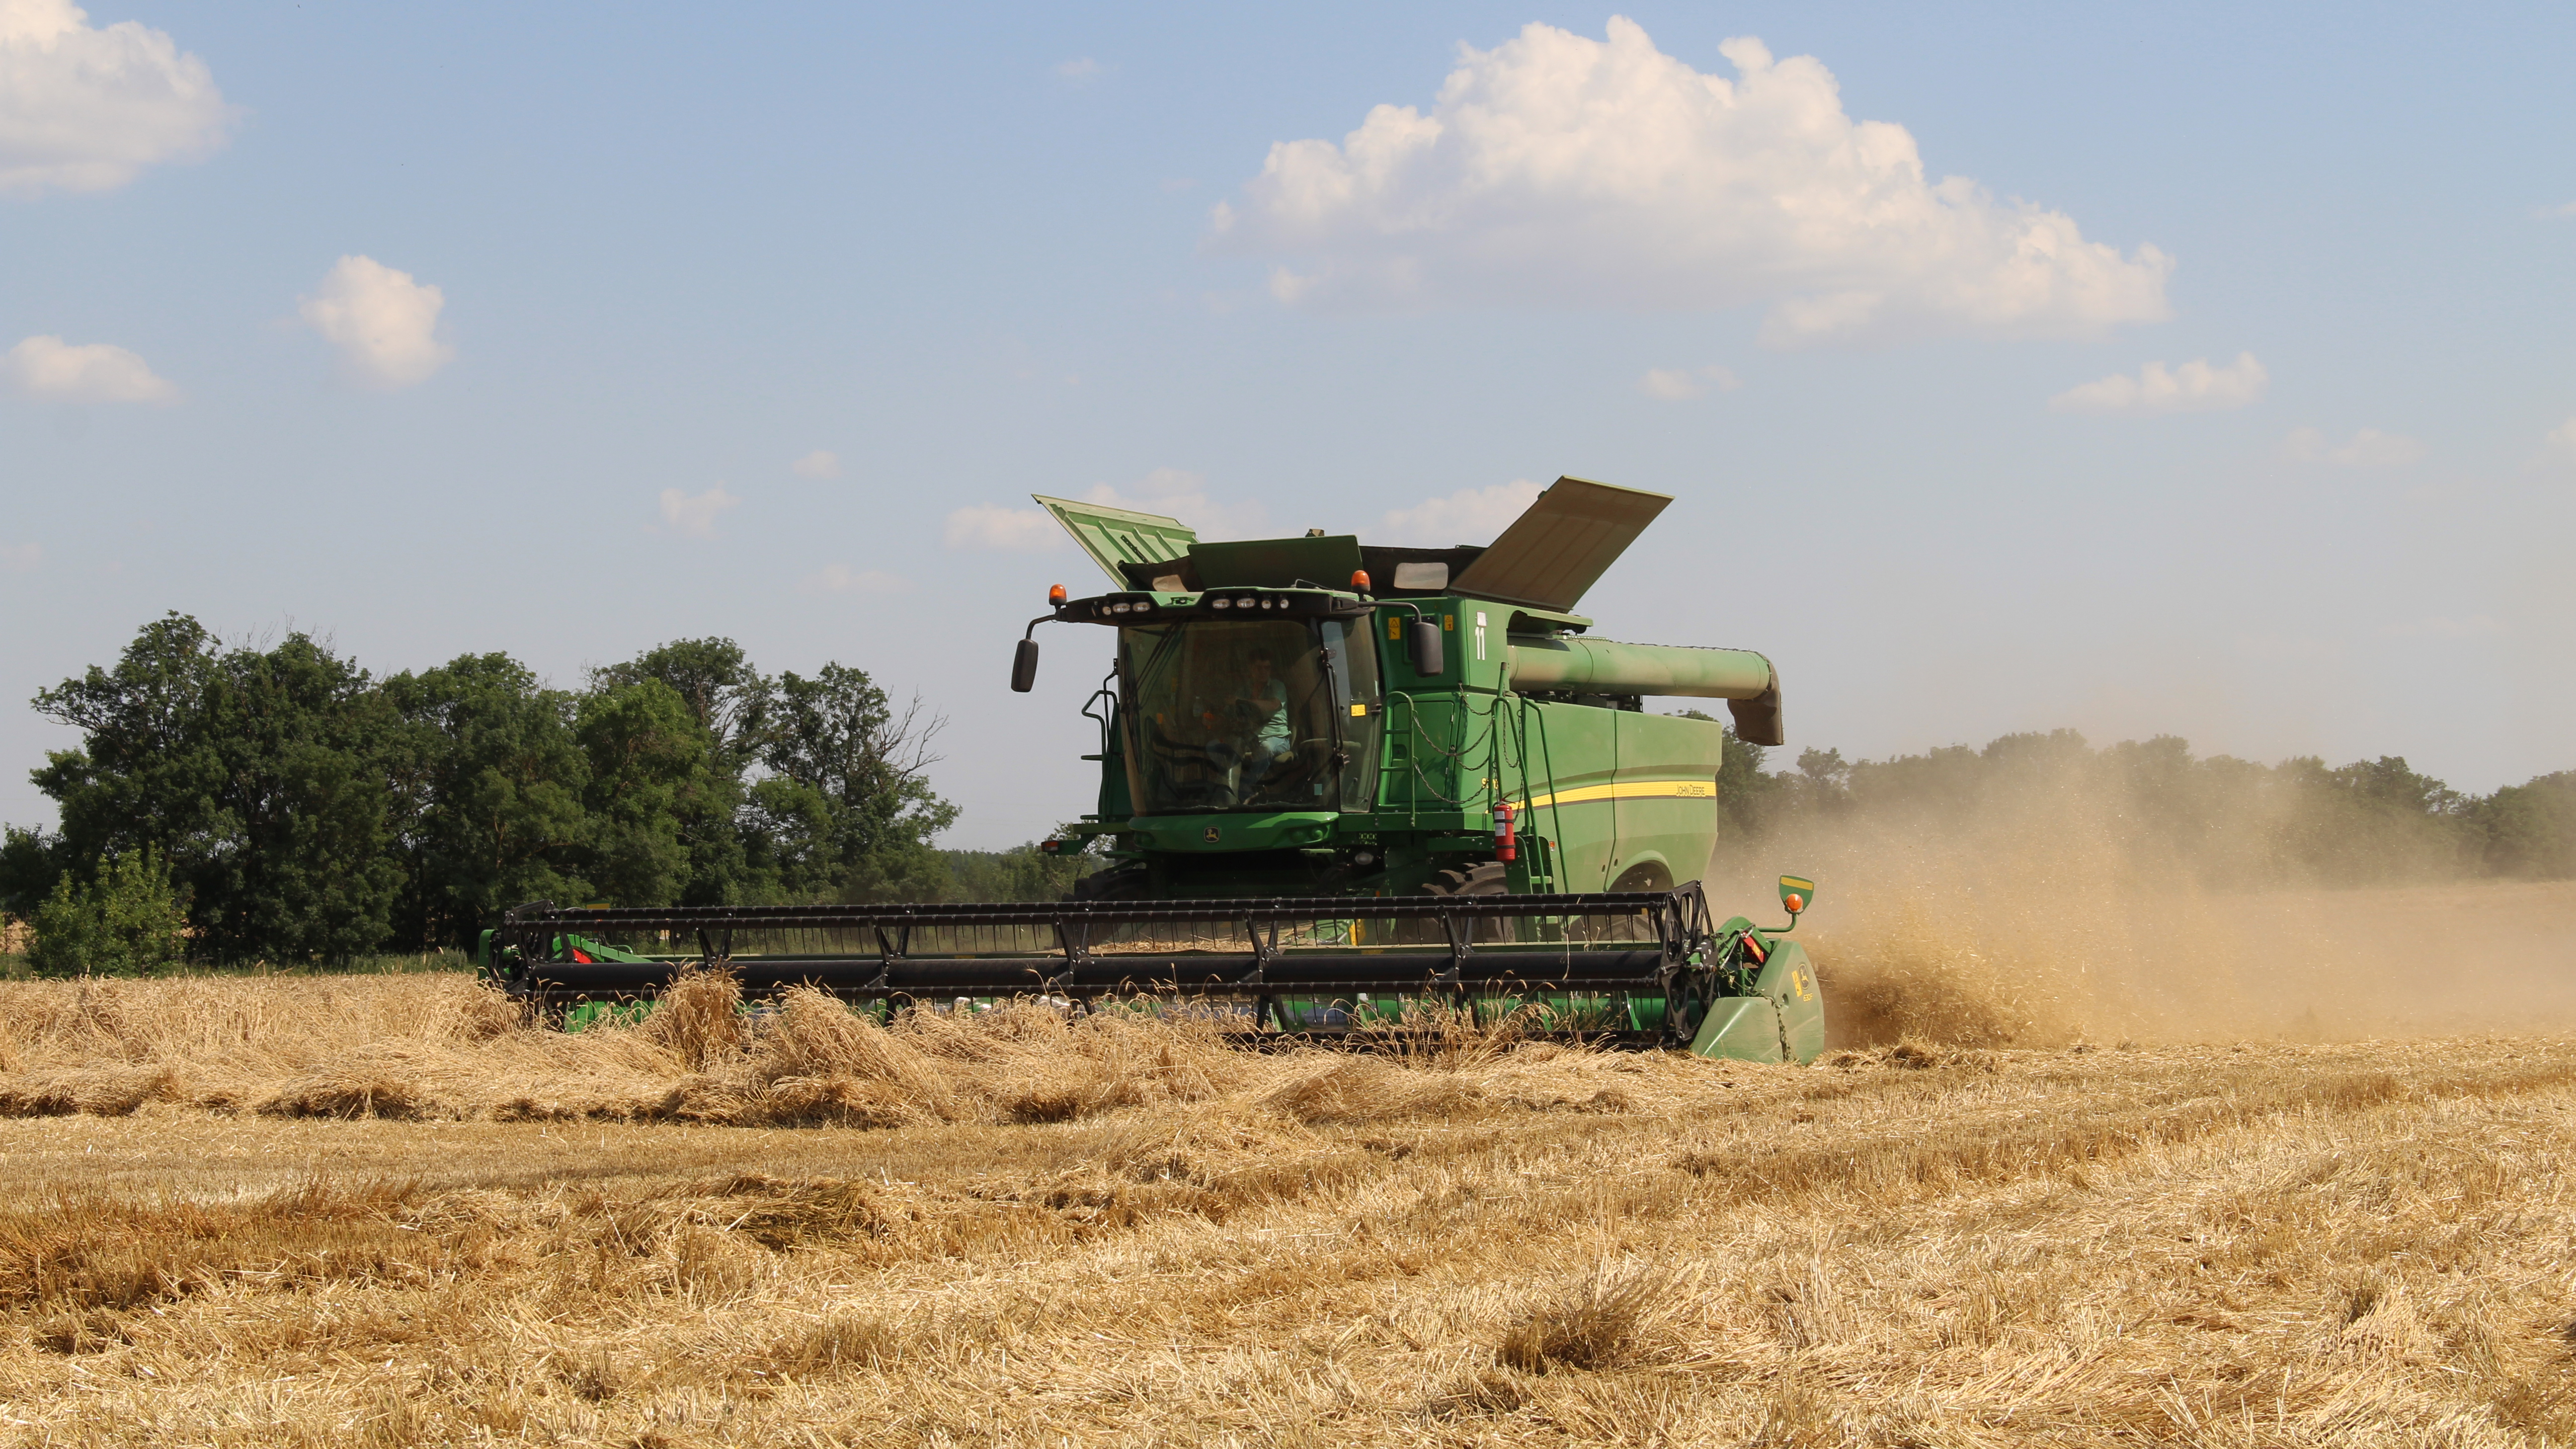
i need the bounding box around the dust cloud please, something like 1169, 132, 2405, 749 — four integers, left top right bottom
1702, 758, 2576, 1048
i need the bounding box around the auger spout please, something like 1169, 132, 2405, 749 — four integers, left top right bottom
1504, 637, 1775, 699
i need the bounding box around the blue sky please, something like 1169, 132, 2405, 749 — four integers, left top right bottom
3, 1, 2572, 847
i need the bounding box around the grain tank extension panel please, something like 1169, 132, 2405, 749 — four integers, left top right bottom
1452, 477, 1668, 611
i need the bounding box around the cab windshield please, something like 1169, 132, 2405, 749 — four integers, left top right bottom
1120, 617, 1379, 814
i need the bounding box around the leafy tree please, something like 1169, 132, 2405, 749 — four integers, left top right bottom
12, 618, 985, 941
26, 848, 189, 977
383, 653, 593, 945
591, 639, 770, 761
0, 824, 60, 920
937, 822, 1104, 902
2268, 754, 2474, 882
2098, 737, 2272, 879
30, 615, 400, 963
575, 678, 722, 907
591, 638, 771, 903
191, 633, 402, 961
29, 613, 229, 884
2474, 772, 2576, 878
756, 664, 959, 902
1848, 741, 2007, 814
1794, 746, 1851, 795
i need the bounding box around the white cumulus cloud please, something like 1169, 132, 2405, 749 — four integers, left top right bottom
1055, 57, 1102, 81
946, 469, 1270, 554
2330, 429, 2424, 468
0, 0, 236, 197
2050, 353, 2267, 415
2, 333, 173, 402
2282, 426, 2425, 468
297, 255, 453, 388
790, 449, 841, 480
658, 485, 739, 538
2546, 418, 2576, 464
1639, 364, 1740, 401
1378, 479, 1543, 546
944, 503, 1064, 553
804, 564, 901, 595
1208, 18, 2172, 345
2386, 615, 2502, 640
1081, 467, 1269, 541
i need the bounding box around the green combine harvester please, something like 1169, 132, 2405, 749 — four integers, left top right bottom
485, 478, 1826, 1063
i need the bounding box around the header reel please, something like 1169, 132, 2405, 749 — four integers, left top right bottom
483, 881, 1823, 1061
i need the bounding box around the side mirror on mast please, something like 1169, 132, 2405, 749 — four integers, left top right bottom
1408, 619, 1444, 677
1013, 588, 1066, 693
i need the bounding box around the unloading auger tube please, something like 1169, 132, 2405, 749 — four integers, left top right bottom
1505, 636, 1783, 742
481, 883, 1827, 1062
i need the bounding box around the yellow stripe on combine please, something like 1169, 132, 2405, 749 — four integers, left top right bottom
1521, 779, 1715, 810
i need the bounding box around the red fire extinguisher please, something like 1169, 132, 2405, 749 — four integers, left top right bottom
1492, 799, 1517, 862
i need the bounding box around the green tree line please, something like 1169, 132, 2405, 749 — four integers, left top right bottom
7, 618, 2565, 970
1703, 718, 2576, 884
0, 614, 1093, 968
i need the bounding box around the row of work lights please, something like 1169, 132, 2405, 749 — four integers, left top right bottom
1047, 585, 1373, 627
1083, 594, 1294, 616
1092, 595, 1283, 611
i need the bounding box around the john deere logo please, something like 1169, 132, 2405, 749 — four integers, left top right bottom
1203, 825, 1221, 844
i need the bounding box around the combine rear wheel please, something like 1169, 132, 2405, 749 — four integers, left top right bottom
1422, 860, 1512, 942
1424, 860, 1508, 897
1609, 862, 1672, 893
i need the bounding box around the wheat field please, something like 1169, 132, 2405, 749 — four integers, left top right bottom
2, 883, 2575, 1446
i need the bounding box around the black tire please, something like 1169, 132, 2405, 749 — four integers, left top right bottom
1070, 863, 1151, 902
1608, 862, 1672, 893
1425, 860, 1509, 897
1568, 863, 1666, 943
1419, 859, 1511, 942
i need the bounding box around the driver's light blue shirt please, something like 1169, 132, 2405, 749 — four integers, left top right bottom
1254, 678, 1289, 749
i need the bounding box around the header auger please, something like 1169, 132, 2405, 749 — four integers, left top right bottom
484, 476, 1828, 1063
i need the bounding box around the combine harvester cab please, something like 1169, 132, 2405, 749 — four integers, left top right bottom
486, 477, 1826, 1063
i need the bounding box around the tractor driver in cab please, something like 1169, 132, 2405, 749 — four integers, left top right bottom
1206, 645, 1291, 802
